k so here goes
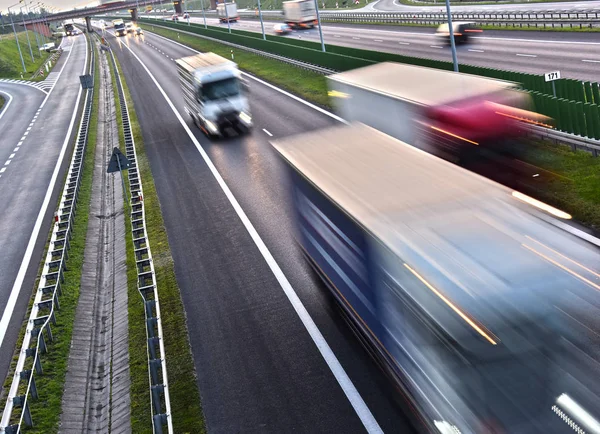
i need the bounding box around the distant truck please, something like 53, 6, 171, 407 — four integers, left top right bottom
217, 2, 239, 23
327, 62, 551, 191
113, 19, 126, 36
176, 52, 252, 138
282, 0, 317, 29
272, 122, 599, 434
63, 22, 75, 36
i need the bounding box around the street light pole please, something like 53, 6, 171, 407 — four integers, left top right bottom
200, 0, 207, 28
257, 0, 265, 40
22, 0, 42, 54
444, 0, 458, 72
8, 6, 26, 72
313, 0, 325, 52
20, 6, 36, 61
223, 0, 231, 33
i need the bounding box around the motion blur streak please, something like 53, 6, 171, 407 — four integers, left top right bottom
511, 191, 572, 219
402, 263, 497, 345
428, 125, 479, 146
525, 236, 600, 280
522, 244, 600, 291
556, 394, 600, 433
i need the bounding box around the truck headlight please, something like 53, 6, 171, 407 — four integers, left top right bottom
206, 120, 219, 134
239, 111, 252, 125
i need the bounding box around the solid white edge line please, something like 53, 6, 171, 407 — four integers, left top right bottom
40, 35, 77, 109
582, 59, 600, 63
262, 128, 273, 137
144, 31, 349, 125
0, 91, 14, 123
119, 36, 381, 434
0, 35, 88, 350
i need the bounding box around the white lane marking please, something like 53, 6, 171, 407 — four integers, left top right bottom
0, 168, 5, 173
13, 148, 19, 152
468, 49, 485, 52
9, 153, 15, 159
262, 128, 273, 137
147, 31, 347, 125
23, 132, 28, 136
20, 136, 26, 141
4, 160, 11, 166
27, 127, 32, 131
334, 35, 340, 38
373, 39, 383, 42
516, 53, 537, 57
430, 45, 443, 49
119, 35, 381, 434
29, 122, 34, 127
352, 36, 360, 40
582, 59, 600, 63
16, 141, 23, 147
0, 34, 88, 350
0, 91, 14, 122
398, 41, 410, 45
40, 30, 77, 109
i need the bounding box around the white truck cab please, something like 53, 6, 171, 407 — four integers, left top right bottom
176, 53, 252, 138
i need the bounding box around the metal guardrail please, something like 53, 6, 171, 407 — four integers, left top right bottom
145, 20, 336, 74
30, 49, 63, 80
106, 41, 174, 434
0, 35, 95, 434
531, 125, 600, 156
184, 8, 600, 28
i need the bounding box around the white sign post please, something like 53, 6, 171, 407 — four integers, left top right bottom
545, 70, 561, 98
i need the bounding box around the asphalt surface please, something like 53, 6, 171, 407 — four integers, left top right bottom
103, 29, 420, 433
177, 16, 600, 81
0, 34, 88, 380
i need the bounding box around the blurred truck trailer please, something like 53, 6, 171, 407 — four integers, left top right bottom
283, 0, 317, 29
217, 2, 239, 22
272, 122, 600, 434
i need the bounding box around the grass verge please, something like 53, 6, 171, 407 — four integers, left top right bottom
106, 43, 206, 434
0, 95, 4, 111
0, 31, 53, 79
0, 38, 99, 433
139, 23, 331, 108
523, 140, 600, 231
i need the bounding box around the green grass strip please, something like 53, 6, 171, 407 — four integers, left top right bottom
0, 31, 54, 79
0, 38, 99, 433
139, 23, 331, 108
106, 43, 206, 434
523, 140, 600, 231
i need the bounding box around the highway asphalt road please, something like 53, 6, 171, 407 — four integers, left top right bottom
0, 34, 88, 380
176, 17, 600, 82
104, 29, 419, 433
365, 0, 600, 12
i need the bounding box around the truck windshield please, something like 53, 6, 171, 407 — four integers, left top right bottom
201, 78, 240, 101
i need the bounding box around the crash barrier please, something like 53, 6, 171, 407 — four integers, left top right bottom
122, 18, 600, 142
155, 8, 600, 29
30, 49, 63, 80
106, 42, 174, 434
0, 36, 95, 434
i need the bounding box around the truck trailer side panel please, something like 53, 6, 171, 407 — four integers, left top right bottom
288, 167, 381, 340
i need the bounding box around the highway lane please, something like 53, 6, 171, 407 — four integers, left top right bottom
175, 17, 600, 81
0, 34, 88, 380
106, 29, 418, 433
364, 0, 600, 12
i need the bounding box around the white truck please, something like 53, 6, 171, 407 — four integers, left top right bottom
282, 0, 317, 29
176, 53, 252, 138
327, 62, 550, 192
217, 2, 239, 23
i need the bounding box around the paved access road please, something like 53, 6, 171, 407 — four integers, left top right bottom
179, 17, 600, 82
103, 29, 419, 433
0, 34, 89, 379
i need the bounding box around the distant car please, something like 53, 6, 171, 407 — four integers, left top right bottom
40, 42, 55, 52
435, 21, 481, 44
171, 14, 179, 21
135, 27, 144, 36
182, 12, 190, 19
71, 28, 81, 35
273, 23, 292, 35
125, 22, 135, 33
